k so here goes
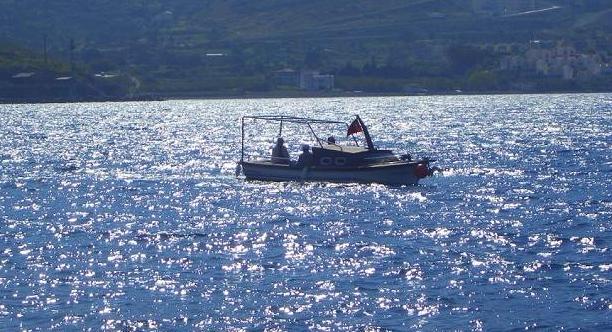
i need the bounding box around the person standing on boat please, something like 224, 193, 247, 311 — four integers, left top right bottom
271, 137, 290, 164
327, 136, 336, 144
296, 144, 313, 168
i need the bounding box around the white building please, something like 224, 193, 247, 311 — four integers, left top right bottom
299, 70, 334, 91
500, 43, 606, 80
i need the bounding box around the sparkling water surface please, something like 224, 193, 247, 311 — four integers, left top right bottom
0, 94, 610, 330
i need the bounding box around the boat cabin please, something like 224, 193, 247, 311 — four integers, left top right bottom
311, 144, 397, 168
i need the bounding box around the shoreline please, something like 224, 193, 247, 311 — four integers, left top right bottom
1, 89, 611, 105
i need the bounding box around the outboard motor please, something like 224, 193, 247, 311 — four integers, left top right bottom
414, 157, 438, 179
414, 162, 430, 179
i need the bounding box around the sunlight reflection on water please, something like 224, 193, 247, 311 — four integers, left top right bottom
0, 94, 611, 330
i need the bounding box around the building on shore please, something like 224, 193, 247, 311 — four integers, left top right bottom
273, 69, 300, 87
299, 70, 334, 91
499, 42, 606, 80
272, 69, 335, 91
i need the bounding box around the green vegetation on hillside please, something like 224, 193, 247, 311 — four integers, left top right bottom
0, 43, 131, 102
1, 0, 611, 101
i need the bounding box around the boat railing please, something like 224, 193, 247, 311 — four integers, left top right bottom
242, 153, 291, 162
363, 155, 401, 161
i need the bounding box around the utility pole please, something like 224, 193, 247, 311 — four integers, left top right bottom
68, 38, 77, 100
43, 34, 48, 65
69, 38, 75, 73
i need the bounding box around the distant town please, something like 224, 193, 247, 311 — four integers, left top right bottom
1, 0, 610, 102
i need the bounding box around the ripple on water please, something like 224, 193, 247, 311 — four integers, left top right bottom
0, 94, 611, 330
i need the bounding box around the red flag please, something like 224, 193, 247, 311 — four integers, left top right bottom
347, 118, 363, 136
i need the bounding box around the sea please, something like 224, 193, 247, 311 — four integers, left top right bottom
0, 94, 610, 331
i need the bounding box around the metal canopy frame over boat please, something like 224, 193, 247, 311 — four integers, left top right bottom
240, 115, 370, 162
242, 115, 347, 125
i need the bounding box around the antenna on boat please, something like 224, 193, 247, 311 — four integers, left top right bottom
278, 120, 283, 137
355, 115, 375, 150
240, 117, 245, 163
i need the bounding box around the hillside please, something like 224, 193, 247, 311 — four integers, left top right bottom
0, 43, 131, 103
1, 0, 611, 100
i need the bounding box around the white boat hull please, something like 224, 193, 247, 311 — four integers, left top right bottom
241, 160, 427, 185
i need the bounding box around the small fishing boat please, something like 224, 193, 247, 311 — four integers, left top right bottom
238, 115, 436, 185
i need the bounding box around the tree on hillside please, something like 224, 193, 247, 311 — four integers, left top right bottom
304, 47, 323, 69
446, 45, 493, 75
337, 61, 360, 76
